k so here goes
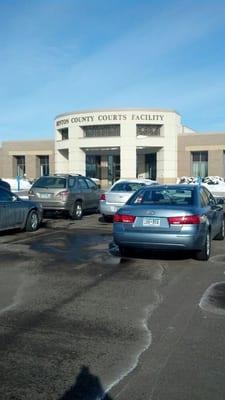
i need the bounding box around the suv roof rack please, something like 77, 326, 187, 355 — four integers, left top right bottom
53, 173, 83, 177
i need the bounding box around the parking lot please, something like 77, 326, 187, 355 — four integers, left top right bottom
0, 214, 225, 400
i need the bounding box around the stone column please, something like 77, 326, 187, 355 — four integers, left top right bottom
120, 122, 136, 179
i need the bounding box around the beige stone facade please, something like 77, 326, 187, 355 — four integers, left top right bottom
0, 140, 55, 180
178, 133, 225, 178
55, 109, 182, 186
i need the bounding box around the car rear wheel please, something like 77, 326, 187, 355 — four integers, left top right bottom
215, 218, 225, 240
195, 230, 211, 261
25, 210, 39, 232
70, 201, 83, 220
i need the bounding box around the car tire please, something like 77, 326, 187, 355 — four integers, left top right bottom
25, 210, 39, 232
119, 246, 130, 257
214, 218, 225, 240
195, 230, 211, 261
70, 201, 83, 220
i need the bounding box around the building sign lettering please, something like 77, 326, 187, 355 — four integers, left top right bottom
71, 116, 95, 124
131, 114, 164, 121
56, 118, 69, 127
56, 113, 164, 127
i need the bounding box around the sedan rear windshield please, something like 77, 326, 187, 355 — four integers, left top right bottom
32, 177, 67, 189
129, 188, 194, 206
111, 182, 146, 192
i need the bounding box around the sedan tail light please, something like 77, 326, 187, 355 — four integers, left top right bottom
114, 213, 136, 223
56, 190, 69, 201
168, 215, 202, 225
100, 193, 106, 201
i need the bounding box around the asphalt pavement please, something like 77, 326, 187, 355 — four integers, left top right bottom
0, 214, 225, 400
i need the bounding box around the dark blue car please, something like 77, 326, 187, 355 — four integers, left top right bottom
113, 184, 225, 261
0, 179, 10, 191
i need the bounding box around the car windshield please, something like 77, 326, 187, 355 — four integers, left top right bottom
32, 177, 67, 189
129, 187, 194, 206
111, 181, 146, 192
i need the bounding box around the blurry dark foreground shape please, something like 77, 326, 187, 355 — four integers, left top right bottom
0, 178, 10, 191
59, 366, 113, 400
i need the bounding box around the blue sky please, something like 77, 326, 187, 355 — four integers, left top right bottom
1, 0, 225, 142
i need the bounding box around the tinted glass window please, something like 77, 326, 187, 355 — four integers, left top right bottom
192, 151, 208, 177
111, 182, 145, 192
203, 188, 216, 206
129, 187, 194, 206
200, 191, 207, 207
78, 178, 88, 189
85, 178, 97, 190
32, 177, 67, 189
68, 178, 76, 188
82, 125, 120, 137
136, 124, 161, 137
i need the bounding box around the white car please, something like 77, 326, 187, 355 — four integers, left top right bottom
99, 178, 158, 221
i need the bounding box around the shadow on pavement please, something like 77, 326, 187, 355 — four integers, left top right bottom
58, 366, 113, 400
109, 241, 194, 261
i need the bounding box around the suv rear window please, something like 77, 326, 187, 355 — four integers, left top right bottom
32, 177, 67, 189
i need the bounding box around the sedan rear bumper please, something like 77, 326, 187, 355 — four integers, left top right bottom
99, 202, 122, 216
113, 230, 206, 251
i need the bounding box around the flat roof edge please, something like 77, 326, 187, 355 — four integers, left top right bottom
55, 108, 180, 120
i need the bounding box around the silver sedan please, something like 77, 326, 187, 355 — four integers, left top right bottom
113, 184, 225, 260
99, 179, 157, 221
0, 187, 43, 233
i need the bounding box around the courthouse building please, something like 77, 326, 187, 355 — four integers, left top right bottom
0, 108, 225, 187
55, 108, 225, 186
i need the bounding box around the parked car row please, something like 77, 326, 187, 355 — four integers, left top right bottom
0, 175, 224, 261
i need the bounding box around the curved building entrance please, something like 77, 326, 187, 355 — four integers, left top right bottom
55, 109, 181, 187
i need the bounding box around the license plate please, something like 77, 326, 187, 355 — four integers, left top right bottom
143, 218, 160, 226
110, 206, 117, 212
39, 193, 51, 199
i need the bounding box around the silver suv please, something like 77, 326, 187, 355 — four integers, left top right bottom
28, 174, 100, 219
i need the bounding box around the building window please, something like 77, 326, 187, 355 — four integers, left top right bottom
58, 128, 69, 140
82, 125, 120, 137
191, 151, 208, 177
145, 153, 157, 180
14, 156, 25, 177
86, 155, 101, 179
136, 124, 161, 137
38, 156, 49, 176
108, 155, 120, 184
